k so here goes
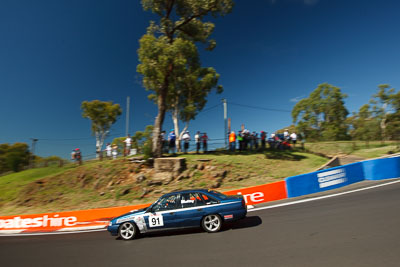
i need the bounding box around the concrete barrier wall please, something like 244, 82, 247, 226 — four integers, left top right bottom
363, 156, 400, 180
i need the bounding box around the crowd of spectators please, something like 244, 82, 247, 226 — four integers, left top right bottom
229, 128, 298, 152
74, 128, 300, 162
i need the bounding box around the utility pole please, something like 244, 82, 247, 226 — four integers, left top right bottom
30, 138, 38, 168
125, 96, 130, 137
222, 98, 228, 149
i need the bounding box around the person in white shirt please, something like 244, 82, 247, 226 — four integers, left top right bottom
194, 131, 201, 153
182, 131, 191, 153
105, 143, 112, 159
283, 129, 289, 140
290, 132, 297, 145
112, 144, 118, 159
123, 134, 132, 156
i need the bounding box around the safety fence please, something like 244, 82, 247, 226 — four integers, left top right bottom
0, 156, 398, 234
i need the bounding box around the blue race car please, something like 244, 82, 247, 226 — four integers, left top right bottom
107, 189, 247, 240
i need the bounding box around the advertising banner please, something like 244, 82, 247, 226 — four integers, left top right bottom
0, 181, 287, 234
285, 162, 365, 198
0, 204, 149, 234
363, 156, 400, 180
224, 181, 288, 205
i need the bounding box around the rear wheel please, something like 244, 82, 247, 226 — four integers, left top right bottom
118, 222, 137, 240
202, 214, 222, 233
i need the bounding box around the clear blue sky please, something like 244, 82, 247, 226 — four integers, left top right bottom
1, 0, 400, 159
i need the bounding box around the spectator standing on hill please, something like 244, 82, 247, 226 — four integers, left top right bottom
71, 149, 76, 161
283, 129, 289, 140
237, 131, 243, 152
290, 132, 297, 146
105, 143, 112, 159
243, 129, 249, 150
112, 144, 118, 159
253, 131, 259, 150
201, 132, 209, 153
168, 130, 176, 154
195, 131, 201, 153
260, 131, 266, 150
123, 134, 132, 156
160, 130, 168, 153
182, 131, 191, 153
229, 131, 236, 152
74, 148, 82, 165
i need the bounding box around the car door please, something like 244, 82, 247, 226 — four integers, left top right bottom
175, 192, 206, 227
144, 194, 179, 230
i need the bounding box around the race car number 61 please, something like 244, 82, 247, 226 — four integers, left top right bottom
148, 214, 164, 227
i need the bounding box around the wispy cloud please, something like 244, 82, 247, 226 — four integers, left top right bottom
290, 95, 305, 103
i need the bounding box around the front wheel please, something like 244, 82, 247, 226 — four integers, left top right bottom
202, 214, 222, 233
118, 222, 137, 240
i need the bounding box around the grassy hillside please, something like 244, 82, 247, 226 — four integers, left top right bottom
305, 140, 399, 157
1, 141, 398, 216
0, 150, 327, 216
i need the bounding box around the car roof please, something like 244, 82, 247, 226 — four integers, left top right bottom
163, 189, 211, 196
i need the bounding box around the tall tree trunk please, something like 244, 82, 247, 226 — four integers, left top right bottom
172, 106, 181, 152
179, 122, 189, 150
152, 92, 167, 158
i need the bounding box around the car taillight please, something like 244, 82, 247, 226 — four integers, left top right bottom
241, 199, 246, 208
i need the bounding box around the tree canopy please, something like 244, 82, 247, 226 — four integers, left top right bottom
137, 0, 234, 157
81, 100, 122, 156
292, 83, 349, 141
0, 143, 30, 173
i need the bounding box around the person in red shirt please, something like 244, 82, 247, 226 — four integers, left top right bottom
201, 133, 209, 153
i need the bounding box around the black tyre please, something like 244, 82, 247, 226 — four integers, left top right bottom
201, 214, 222, 233
118, 222, 137, 240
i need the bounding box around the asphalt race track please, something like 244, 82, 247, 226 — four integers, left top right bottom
1, 180, 400, 267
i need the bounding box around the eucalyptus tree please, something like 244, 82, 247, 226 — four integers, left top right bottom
370, 84, 396, 141
137, 0, 234, 157
292, 83, 349, 141
81, 100, 122, 158
170, 66, 222, 151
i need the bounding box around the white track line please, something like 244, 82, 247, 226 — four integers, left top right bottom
248, 179, 400, 213
2, 179, 399, 237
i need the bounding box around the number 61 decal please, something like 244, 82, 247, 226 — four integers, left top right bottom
148, 214, 164, 227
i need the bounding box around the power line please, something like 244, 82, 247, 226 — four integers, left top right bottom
37, 132, 125, 141
228, 102, 291, 113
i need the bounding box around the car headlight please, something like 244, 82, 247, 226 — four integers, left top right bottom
108, 221, 112, 226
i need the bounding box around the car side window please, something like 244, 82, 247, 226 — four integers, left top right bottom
180, 192, 205, 208
152, 194, 178, 212
200, 193, 219, 205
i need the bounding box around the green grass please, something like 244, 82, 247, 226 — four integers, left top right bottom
351, 145, 399, 159
0, 164, 75, 203
178, 150, 327, 189
305, 140, 399, 158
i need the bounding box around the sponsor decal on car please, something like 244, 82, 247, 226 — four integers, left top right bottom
224, 214, 233, 220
